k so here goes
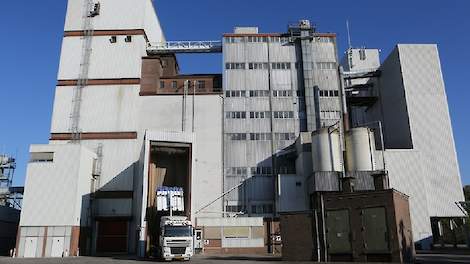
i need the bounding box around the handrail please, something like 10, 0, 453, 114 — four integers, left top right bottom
147, 40, 223, 54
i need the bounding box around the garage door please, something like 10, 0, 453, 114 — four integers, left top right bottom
96, 220, 128, 253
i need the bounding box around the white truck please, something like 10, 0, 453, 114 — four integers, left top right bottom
155, 187, 193, 261
159, 216, 193, 261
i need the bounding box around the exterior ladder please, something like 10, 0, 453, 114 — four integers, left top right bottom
70, 0, 95, 142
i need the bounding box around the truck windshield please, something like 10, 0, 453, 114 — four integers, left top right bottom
164, 226, 192, 237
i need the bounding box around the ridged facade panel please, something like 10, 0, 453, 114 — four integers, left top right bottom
397, 44, 464, 217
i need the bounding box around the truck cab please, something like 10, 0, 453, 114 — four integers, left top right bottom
159, 216, 193, 261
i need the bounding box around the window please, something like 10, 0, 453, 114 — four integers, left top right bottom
249, 90, 270, 97
109, 36, 117, 43
125, 35, 132, 43
251, 204, 273, 214
249, 111, 270, 119
315, 37, 333, 43
225, 205, 243, 213
171, 81, 177, 89
225, 90, 246, 98
246, 36, 267, 43
273, 111, 294, 119
248, 62, 269, 70
271, 62, 291, 70
319, 90, 340, 97
273, 90, 293, 97
316, 62, 336, 70
227, 167, 247, 176
159, 81, 165, 89
225, 63, 245, 70
320, 110, 341, 120
248, 133, 272, 141
226, 111, 246, 119
228, 133, 247, 140
225, 37, 244, 43
197, 80, 205, 89
30, 152, 54, 163
250, 166, 273, 176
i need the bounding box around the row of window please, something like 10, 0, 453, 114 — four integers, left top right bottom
225, 90, 302, 98
225, 63, 246, 70
225, 204, 274, 214
226, 111, 246, 119
225, 111, 294, 119
273, 111, 294, 119
251, 204, 274, 214
316, 62, 337, 70
319, 90, 339, 97
319, 110, 342, 120
159, 80, 206, 89
225, 36, 290, 44
250, 111, 270, 119
249, 90, 270, 97
30, 152, 54, 163
227, 133, 296, 141
271, 62, 292, 70
248, 62, 269, 70
273, 90, 294, 97
225, 36, 333, 44
225, 62, 293, 70
315, 36, 334, 43
226, 166, 273, 176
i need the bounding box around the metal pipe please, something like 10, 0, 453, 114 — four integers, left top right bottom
320, 194, 327, 262
220, 95, 225, 217
314, 208, 321, 262
192, 80, 196, 133
266, 37, 277, 216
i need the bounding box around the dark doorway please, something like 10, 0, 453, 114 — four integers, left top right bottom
96, 220, 128, 254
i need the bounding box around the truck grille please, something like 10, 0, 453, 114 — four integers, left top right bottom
170, 247, 186, 255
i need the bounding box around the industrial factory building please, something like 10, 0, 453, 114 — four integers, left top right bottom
16, 0, 464, 259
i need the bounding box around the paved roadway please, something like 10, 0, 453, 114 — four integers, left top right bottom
1, 253, 470, 263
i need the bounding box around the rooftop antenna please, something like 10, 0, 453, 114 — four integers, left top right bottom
346, 20, 352, 49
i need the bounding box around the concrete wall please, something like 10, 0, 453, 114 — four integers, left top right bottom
18, 145, 95, 257
357, 45, 464, 246
64, 0, 165, 42
20, 144, 96, 227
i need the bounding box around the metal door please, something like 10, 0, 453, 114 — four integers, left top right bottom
326, 209, 352, 254
24, 237, 37, 258
362, 207, 389, 252
51, 237, 65, 257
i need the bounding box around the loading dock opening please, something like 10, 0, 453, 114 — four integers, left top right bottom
146, 141, 192, 256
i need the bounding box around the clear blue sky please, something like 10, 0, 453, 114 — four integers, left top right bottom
1, 0, 469, 187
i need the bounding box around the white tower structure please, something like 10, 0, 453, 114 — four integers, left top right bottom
19, 0, 223, 257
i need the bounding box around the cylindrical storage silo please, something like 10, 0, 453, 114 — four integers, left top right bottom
311, 128, 342, 172
345, 127, 376, 171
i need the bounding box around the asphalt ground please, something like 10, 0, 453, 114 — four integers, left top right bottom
2, 253, 470, 263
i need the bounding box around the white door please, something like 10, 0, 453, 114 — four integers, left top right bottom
24, 237, 37, 258
51, 237, 65, 257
